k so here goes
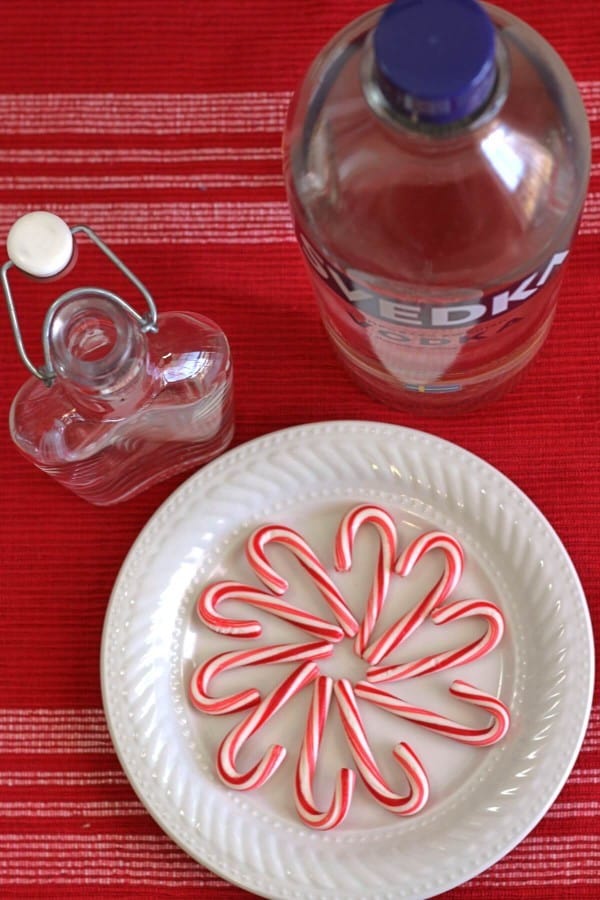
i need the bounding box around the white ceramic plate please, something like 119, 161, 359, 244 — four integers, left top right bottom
101, 421, 594, 899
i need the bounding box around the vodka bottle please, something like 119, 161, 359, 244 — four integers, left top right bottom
283, 0, 591, 410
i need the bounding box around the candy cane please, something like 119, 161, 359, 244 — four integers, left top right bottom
197, 580, 344, 642
333, 679, 429, 815
354, 679, 510, 747
190, 640, 334, 716
293, 675, 356, 830
334, 504, 398, 658
217, 662, 319, 791
247, 525, 359, 638
363, 531, 464, 664
367, 599, 505, 683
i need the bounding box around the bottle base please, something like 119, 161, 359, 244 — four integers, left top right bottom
326, 328, 534, 414
29, 419, 236, 506
94, 422, 237, 505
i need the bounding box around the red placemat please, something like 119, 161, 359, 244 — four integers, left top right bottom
0, 1, 598, 897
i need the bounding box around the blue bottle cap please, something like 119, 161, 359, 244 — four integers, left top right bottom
373, 0, 497, 125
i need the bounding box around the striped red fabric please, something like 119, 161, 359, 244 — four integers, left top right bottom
0, 1, 598, 897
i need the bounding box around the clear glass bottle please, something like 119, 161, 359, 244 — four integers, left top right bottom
3, 211, 234, 505
283, 0, 591, 411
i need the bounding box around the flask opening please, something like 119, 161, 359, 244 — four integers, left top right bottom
65, 310, 119, 364
49, 293, 139, 386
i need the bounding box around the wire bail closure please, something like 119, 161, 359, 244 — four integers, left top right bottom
1, 218, 159, 386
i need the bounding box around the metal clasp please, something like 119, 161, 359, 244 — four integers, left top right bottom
1, 220, 158, 386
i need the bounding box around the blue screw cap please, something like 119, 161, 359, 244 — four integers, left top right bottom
374, 0, 497, 125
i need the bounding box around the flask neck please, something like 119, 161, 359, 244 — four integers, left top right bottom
47, 292, 155, 418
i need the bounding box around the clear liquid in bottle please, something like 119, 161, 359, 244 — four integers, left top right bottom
283, 0, 591, 411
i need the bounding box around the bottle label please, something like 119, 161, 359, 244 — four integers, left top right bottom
297, 231, 569, 341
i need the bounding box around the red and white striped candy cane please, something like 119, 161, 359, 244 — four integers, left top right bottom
190, 640, 333, 716
247, 525, 359, 638
354, 679, 510, 747
366, 598, 505, 683
294, 675, 356, 830
333, 679, 429, 815
333, 504, 398, 658
364, 531, 464, 664
217, 661, 319, 791
197, 580, 344, 642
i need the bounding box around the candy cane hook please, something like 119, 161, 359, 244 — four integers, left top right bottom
247, 524, 359, 638
190, 640, 333, 716
217, 662, 320, 791
367, 599, 505, 683
197, 580, 344, 642
333, 504, 398, 658
333, 679, 429, 815
294, 675, 356, 830
364, 531, 464, 664
355, 679, 510, 747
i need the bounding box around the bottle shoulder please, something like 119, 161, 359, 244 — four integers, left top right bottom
284, 4, 591, 289
10, 377, 108, 465
148, 310, 231, 393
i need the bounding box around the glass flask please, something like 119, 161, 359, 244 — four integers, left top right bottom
3, 211, 234, 504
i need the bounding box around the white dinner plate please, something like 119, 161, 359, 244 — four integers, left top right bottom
101, 421, 594, 899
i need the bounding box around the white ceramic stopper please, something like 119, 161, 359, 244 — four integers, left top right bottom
7, 211, 74, 278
